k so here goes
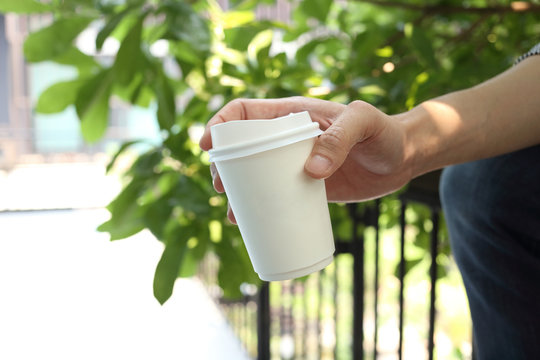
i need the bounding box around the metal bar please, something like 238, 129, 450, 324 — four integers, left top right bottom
257, 282, 271, 360
294, 281, 304, 359
250, 299, 256, 357
350, 203, 364, 360
318, 270, 323, 359
239, 304, 244, 341
303, 280, 308, 359
398, 201, 406, 360
287, 281, 294, 358
472, 334, 477, 360
373, 200, 380, 360
246, 300, 251, 356
428, 209, 439, 360
333, 256, 339, 360
280, 281, 291, 357
243, 297, 248, 349
236, 304, 241, 340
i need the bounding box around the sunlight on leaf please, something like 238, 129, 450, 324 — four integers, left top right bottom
24, 17, 93, 62
75, 70, 113, 143
36, 79, 85, 114
209, 220, 222, 243
247, 29, 273, 62
0, 0, 50, 13
223, 11, 255, 29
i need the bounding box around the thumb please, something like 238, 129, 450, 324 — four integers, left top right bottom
304, 101, 377, 179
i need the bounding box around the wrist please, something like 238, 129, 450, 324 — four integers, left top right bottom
392, 108, 427, 180
393, 100, 455, 179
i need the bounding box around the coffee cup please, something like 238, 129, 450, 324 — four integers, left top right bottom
209, 111, 335, 281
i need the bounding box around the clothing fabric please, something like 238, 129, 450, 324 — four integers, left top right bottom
439, 44, 540, 359
514, 42, 540, 65
440, 147, 540, 359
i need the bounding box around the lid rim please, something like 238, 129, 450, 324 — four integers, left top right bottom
209, 122, 322, 162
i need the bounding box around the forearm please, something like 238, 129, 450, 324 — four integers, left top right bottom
399, 55, 540, 178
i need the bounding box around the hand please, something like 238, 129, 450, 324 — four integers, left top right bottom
199, 96, 413, 223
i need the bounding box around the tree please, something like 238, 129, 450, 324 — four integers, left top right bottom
2, 0, 539, 304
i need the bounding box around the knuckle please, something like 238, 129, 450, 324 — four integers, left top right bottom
348, 100, 382, 123
229, 98, 248, 119
318, 125, 349, 155
348, 100, 370, 112
288, 95, 304, 103
229, 98, 246, 107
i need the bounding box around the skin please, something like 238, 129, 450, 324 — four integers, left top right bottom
199, 55, 540, 224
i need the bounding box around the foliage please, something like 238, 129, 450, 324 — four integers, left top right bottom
3, 0, 540, 303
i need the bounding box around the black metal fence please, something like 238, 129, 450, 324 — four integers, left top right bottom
201, 171, 472, 359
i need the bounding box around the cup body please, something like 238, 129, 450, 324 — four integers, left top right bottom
210, 112, 335, 281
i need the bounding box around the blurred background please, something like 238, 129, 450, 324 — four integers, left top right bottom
1, 4, 248, 359
1, 0, 539, 359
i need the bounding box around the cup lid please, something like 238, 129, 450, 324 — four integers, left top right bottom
208, 111, 322, 162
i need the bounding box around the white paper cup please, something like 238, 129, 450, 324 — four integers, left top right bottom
209, 111, 335, 281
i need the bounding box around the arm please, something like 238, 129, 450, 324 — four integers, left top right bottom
401, 55, 540, 178
200, 55, 540, 206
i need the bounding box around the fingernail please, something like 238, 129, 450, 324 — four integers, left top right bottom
306, 155, 332, 175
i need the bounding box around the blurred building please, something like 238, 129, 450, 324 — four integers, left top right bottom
1, 14, 29, 168
0, 0, 294, 169
0, 14, 160, 169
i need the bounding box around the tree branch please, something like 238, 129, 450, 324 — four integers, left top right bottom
448, 14, 490, 45
383, 13, 429, 47
360, 0, 540, 15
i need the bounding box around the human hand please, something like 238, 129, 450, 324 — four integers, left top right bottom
199, 96, 413, 223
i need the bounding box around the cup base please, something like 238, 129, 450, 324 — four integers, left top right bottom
258, 255, 334, 281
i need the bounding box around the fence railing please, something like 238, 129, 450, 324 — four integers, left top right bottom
201, 170, 472, 360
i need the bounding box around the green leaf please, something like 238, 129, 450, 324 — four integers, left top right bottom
143, 196, 174, 239
144, 22, 168, 44
224, 25, 262, 52
36, 79, 85, 114
393, 257, 423, 278
113, 18, 144, 86
169, 175, 212, 216
75, 70, 113, 142
163, 131, 191, 160
169, 41, 201, 65
130, 149, 162, 177
23, 17, 93, 62
53, 46, 99, 73
96, 6, 134, 50
296, 38, 323, 63
97, 178, 147, 240
351, 30, 385, 63
215, 230, 259, 299
161, 1, 210, 53
283, 24, 310, 42
298, 0, 332, 23
0, 0, 50, 13
177, 250, 198, 278
223, 11, 255, 28
153, 230, 191, 304
406, 23, 438, 69
97, 209, 145, 240
154, 72, 176, 131
247, 29, 273, 62
106, 139, 143, 173
109, 11, 140, 42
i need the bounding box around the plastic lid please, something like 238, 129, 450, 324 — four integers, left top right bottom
208, 111, 322, 162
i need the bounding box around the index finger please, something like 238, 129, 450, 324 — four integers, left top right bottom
199, 97, 343, 151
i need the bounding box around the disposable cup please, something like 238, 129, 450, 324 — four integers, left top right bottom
209, 111, 335, 281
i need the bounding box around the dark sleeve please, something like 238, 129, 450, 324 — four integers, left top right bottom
514, 42, 540, 65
